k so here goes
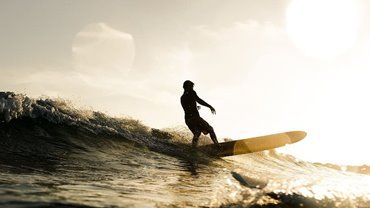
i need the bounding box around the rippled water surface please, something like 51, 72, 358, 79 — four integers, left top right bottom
0, 92, 369, 208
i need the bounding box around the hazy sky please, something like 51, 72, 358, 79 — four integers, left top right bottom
1, 0, 370, 165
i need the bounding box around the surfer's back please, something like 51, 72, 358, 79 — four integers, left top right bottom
181, 90, 199, 118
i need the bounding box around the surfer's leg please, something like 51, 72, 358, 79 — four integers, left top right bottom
192, 131, 201, 148
209, 127, 219, 146
198, 117, 219, 146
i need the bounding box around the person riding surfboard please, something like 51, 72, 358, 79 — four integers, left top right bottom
180, 80, 220, 148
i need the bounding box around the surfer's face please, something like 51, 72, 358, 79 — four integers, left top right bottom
184, 84, 194, 91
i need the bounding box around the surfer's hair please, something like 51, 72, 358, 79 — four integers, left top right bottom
183, 80, 194, 90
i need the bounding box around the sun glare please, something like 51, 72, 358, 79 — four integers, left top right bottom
286, 0, 360, 59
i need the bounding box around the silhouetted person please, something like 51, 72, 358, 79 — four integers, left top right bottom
180, 80, 219, 148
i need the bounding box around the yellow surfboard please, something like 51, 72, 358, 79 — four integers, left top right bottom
200, 131, 306, 157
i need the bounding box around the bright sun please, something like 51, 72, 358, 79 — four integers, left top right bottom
286, 0, 360, 59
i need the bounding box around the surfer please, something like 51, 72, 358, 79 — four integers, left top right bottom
180, 80, 220, 148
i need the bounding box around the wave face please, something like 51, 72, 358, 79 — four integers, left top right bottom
0, 92, 369, 208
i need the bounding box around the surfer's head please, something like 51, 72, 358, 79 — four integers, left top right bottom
183, 80, 194, 91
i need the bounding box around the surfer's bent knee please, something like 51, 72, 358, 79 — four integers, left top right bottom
193, 131, 201, 138
192, 131, 201, 147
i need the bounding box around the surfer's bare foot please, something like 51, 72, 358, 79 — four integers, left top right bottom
223, 138, 232, 142
215, 143, 221, 151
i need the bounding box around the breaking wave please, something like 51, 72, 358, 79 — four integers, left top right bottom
0, 92, 369, 208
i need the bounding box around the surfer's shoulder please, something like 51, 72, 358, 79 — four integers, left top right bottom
190, 90, 197, 96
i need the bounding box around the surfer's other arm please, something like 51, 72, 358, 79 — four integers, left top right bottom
195, 93, 216, 114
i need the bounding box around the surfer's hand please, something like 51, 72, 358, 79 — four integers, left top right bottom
210, 107, 216, 115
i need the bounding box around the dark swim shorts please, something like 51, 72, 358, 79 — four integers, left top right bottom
185, 116, 213, 135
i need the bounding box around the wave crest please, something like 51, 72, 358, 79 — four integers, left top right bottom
0, 92, 151, 136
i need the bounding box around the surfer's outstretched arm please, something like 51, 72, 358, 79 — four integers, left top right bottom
195, 93, 216, 114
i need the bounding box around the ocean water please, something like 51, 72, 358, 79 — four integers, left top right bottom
0, 92, 369, 208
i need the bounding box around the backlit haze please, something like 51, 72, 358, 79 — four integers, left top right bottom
1, 0, 369, 165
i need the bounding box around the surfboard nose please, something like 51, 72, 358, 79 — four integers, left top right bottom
286, 131, 307, 143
